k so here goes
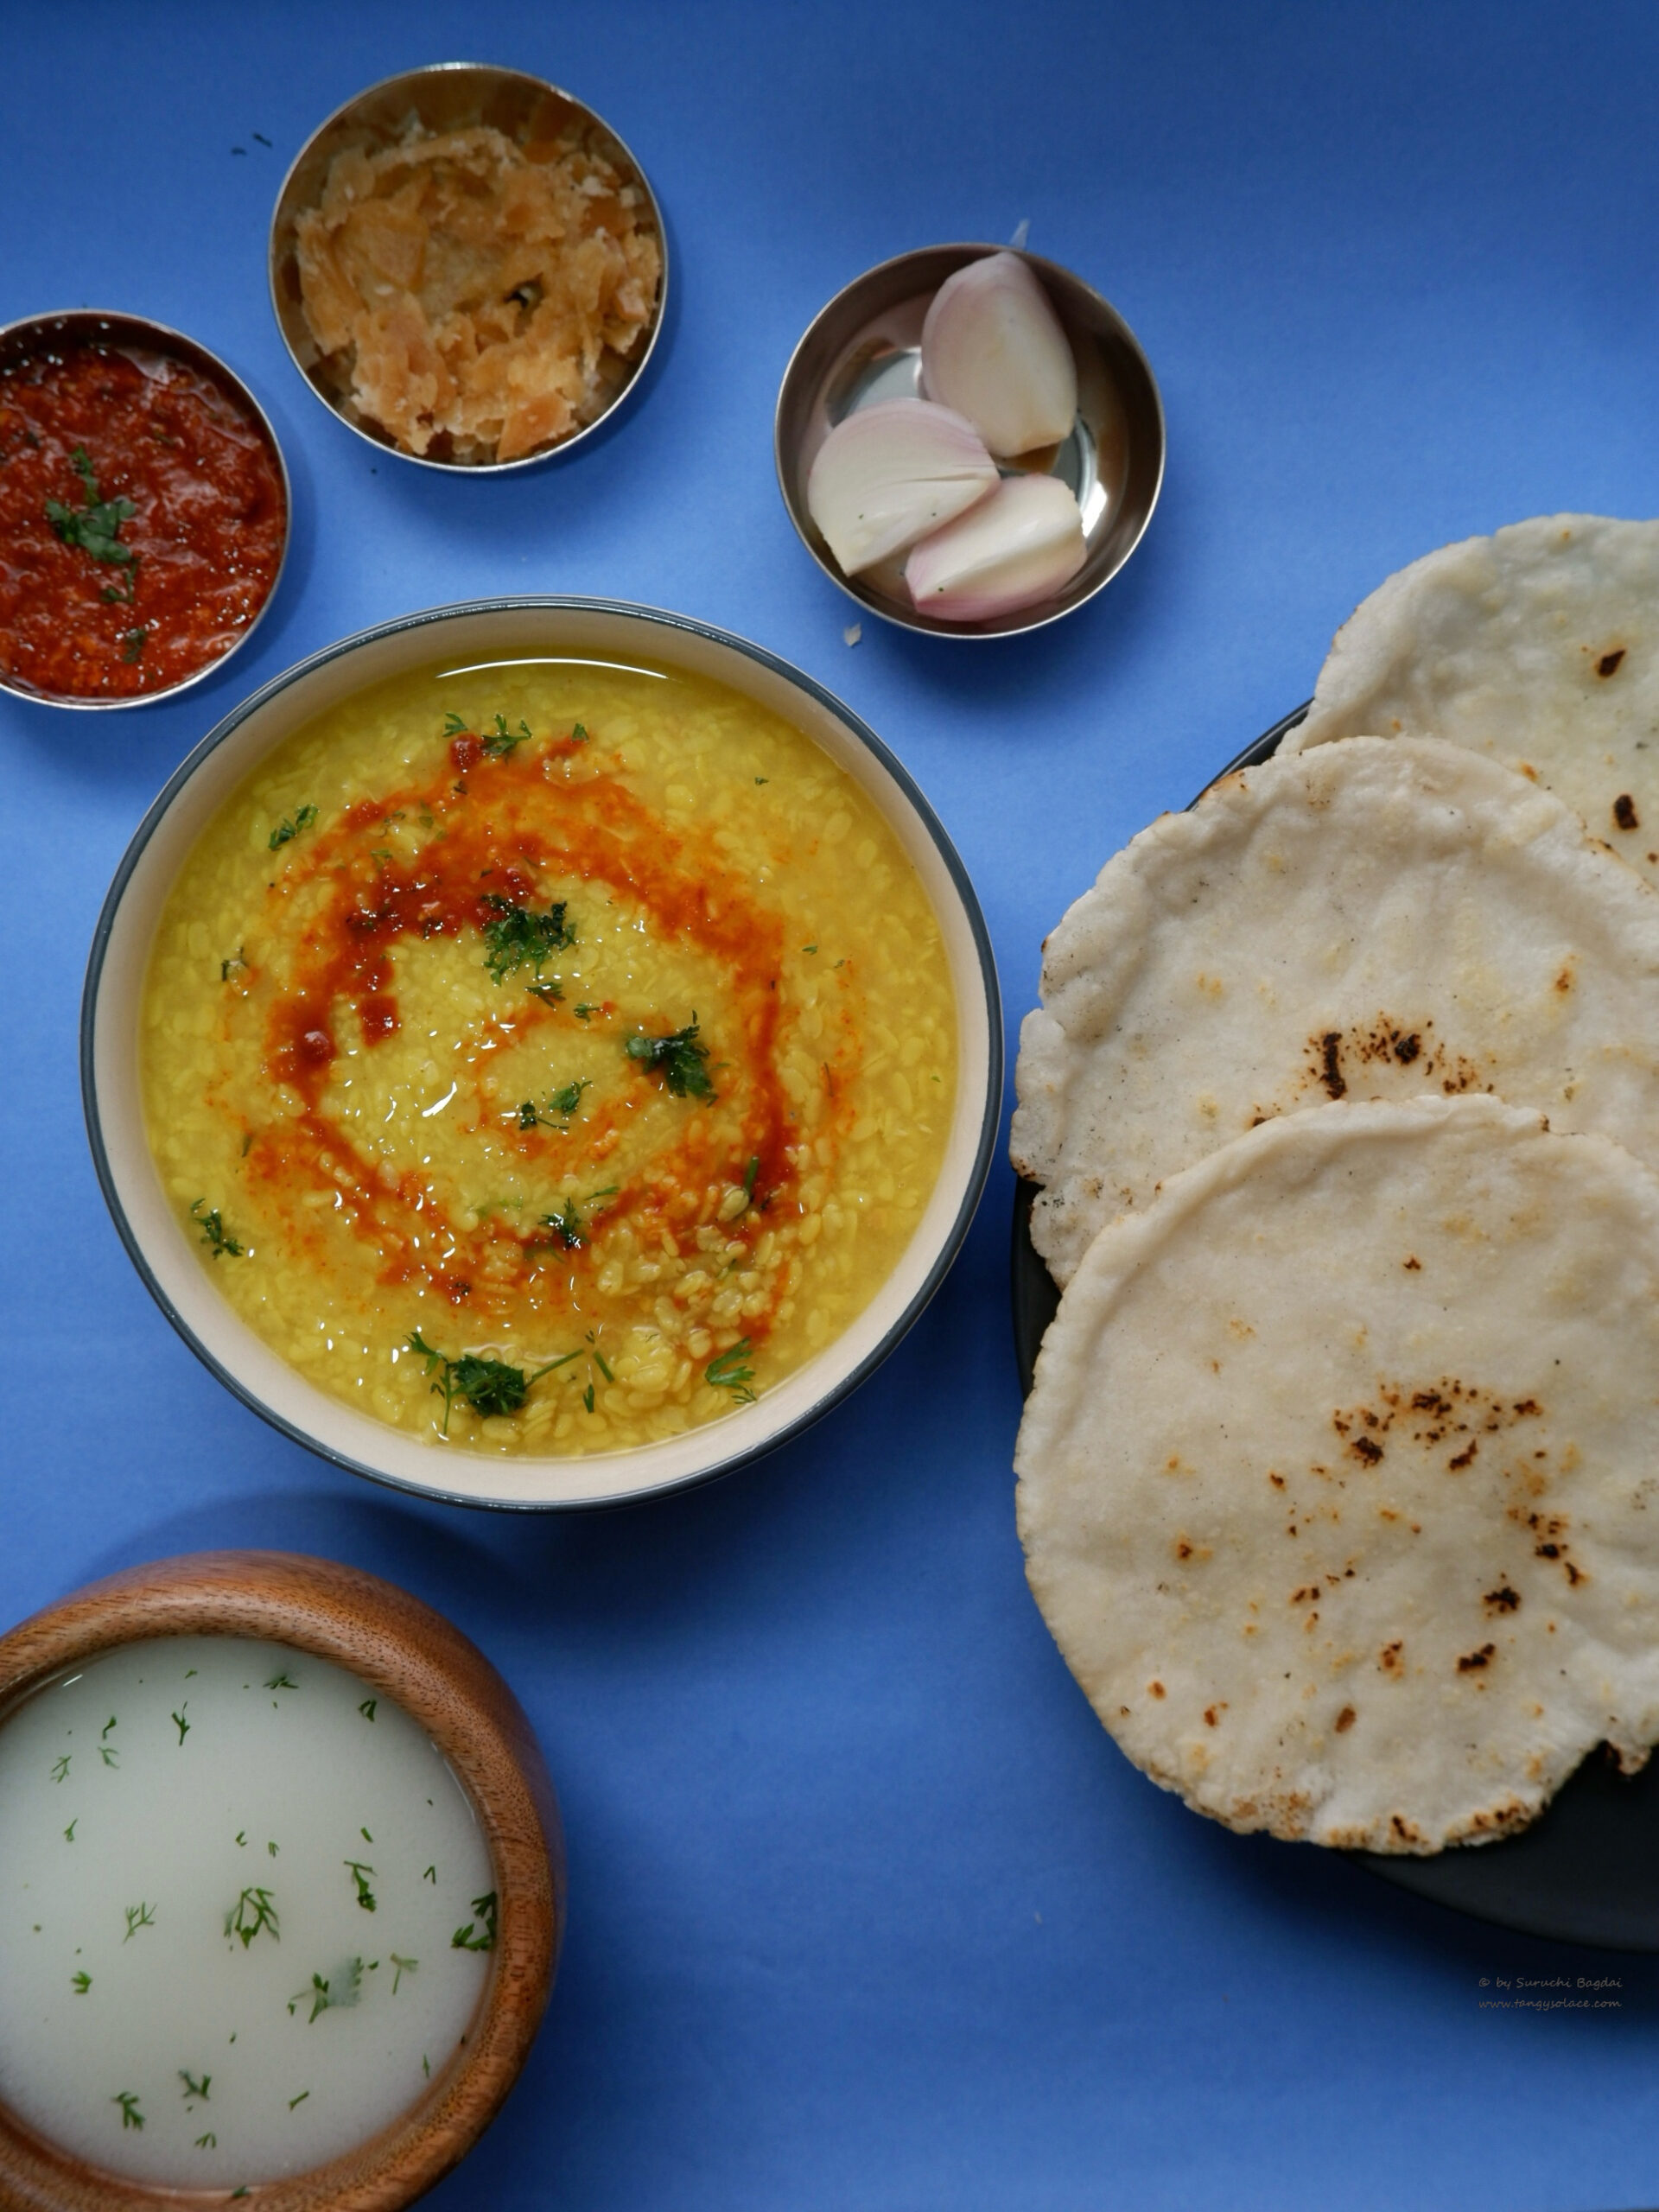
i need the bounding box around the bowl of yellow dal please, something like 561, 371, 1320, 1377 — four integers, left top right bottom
82, 600, 1001, 1509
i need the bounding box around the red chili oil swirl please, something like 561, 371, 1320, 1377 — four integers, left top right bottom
245, 735, 845, 1338
0, 340, 285, 700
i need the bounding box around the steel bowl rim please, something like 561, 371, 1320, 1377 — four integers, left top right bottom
0, 307, 292, 712
267, 61, 671, 475
773, 240, 1166, 641
81, 594, 1003, 1513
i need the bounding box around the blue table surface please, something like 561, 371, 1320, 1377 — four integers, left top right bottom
7, 5, 1659, 2207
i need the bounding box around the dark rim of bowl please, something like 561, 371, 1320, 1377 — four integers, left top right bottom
82, 597, 1003, 1512
773, 242, 1166, 640
0, 309, 292, 711
268, 64, 670, 474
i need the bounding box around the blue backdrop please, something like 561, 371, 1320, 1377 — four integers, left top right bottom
4, 5, 1657, 2207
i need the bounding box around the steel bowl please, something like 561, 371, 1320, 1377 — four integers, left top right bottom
82, 599, 1001, 1511
0, 310, 290, 711
775, 244, 1165, 639
269, 63, 668, 473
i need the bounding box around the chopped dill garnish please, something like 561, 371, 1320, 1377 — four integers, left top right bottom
72, 1970, 91, 1993
103, 1717, 117, 1738
593, 1348, 614, 1383
265, 1672, 296, 1691
406, 1331, 565, 1433
571, 722, 588, 743
123, 1903, 156, 1942
268, 1841, 278, 1858
359, 1698, 377, 1723
742, 1155, 760, 1203
220, 948, 246, 982
289, 2090, 310, 2111
423, 1866, 436, 1885
582, 1382, 595, 1414
113, 2090, 144, 2131
450, 1892, 499, 1952
191, 1199, 243, 1258
195, 2133, 217, 2150
575, 1003, 596, 1020
63, 1819, 77, 1841
344, 1860, 378, 1912
483, 713, 533, 758
226, 1887, 279, 1948
120, 626, 147, 662
179, 2070, 211, 2101
267, 804, 318, 851
172, 1705, 190, 1745
50, 1756, 69, 1783
391, 1954, 417, 1994
442, 711, 467, 735
480, 893, 575, 986
625, 1017, 715, 1101
705, 1339, 758, 1404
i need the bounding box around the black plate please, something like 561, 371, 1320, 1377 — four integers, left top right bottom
1011, 705, 1659, 1950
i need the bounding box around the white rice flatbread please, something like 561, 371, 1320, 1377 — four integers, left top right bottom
1014, 1096, 1659, 1853
1282, 513, 1659, 881
1011, 736, 1659, 1287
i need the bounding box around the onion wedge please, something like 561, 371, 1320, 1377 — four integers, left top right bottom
805, 399, 998, 575
920, 252, 1077, 459
905, 475, 1087, 622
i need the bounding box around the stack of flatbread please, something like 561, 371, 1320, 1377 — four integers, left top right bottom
1012, 514, 1659, 1853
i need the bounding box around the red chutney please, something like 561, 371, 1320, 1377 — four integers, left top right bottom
0, 339, 286, 701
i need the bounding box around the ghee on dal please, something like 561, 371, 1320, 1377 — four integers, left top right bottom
141, 657, 956, 1456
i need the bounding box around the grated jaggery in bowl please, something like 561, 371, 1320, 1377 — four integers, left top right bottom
295, 123, 662, 465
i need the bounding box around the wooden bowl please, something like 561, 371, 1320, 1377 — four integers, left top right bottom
0, 1552, 563, 2212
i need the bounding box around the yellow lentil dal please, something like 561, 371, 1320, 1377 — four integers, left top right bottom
141, 655, 957, 1454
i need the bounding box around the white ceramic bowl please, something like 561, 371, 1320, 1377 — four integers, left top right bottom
82, 601, 1001, 1510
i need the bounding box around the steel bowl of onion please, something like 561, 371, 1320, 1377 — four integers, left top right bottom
774, 245, 1164, 639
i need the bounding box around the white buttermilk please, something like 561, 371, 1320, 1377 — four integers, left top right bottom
0, 1635, 494, 2185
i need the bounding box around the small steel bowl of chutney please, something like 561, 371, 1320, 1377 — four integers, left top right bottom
0, 310, 290, 711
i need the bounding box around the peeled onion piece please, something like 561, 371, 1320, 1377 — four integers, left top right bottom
805, 398, 998, 575
920, 252, 1077, 458
905, 474, 1087, 623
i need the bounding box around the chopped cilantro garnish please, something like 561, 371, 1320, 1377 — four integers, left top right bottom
519, 1077, 590, 1128
483, 713, 533, 757
191, 1199, 243, 1259
480, 893, 575, 985
47, 448, 137, 569
705, 1339, 757, 1403
626, 1018, 715, 1101
538, 1196, 586, 1251
268, 804, 318, 850
451, 1891, 498, 1951
406, 1332, 564, 1433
